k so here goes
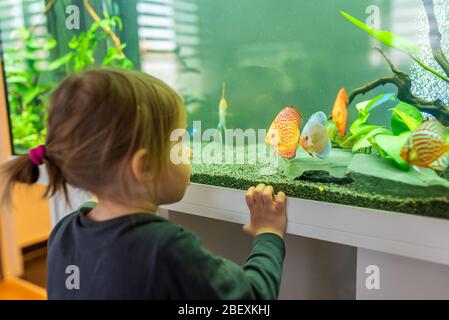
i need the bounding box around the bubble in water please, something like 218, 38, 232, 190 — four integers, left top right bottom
410, 0, 449, 105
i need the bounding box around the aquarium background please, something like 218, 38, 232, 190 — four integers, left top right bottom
1, 0, 449, 217
1, 0, 430, 152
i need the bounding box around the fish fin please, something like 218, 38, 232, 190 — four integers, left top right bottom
310, 112, 328, 126
221, 82, 226, 99
218, 111, 226, 131
429, 153, 449, 171
319, 140, 332, 159
412, 166, 423, 174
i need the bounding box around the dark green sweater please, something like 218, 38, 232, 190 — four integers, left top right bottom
47, 202, 285, 300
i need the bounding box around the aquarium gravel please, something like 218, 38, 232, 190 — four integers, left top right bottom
190, 152, 449, 219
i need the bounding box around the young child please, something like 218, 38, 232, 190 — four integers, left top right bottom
0, 68, 287, 300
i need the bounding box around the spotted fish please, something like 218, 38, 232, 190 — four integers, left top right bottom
400, 120, 449, 171
266, 106, 302, 159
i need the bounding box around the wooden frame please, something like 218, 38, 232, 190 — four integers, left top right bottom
0, 56, 23, 280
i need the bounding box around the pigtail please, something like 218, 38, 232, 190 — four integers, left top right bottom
0, 155, 40, 208
44, 156, 69, 202
0, 150, 69, 208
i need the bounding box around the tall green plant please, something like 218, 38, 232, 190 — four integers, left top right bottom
340, 10, 449, 84
4, 14, 133, 154
4, 29, 68, 153
342, 94, 426, 170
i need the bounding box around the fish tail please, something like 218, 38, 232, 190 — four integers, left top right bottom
217, 110, 227, 132
429, 153, 449, 171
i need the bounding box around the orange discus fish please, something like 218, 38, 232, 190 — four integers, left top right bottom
266, 106, 303, 159
332, 88, 348, 137
400, 120, 449, 171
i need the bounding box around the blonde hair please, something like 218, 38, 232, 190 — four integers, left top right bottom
1, 68, 185, 207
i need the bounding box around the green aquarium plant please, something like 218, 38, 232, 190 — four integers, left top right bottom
333, 88, 430, 170
339, 10, 449, 84
4, 5, 133, 153
4, 29, 69, 153
340, 1, 449, 125
348, 97, 427, 170
391, 102, 425, 135
341, 94, 395, 153
67, 13, 133, 72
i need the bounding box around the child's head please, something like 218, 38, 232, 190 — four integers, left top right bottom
1, 68, 191, 209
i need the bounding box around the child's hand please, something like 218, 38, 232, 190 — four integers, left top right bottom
244, 184, 287, 239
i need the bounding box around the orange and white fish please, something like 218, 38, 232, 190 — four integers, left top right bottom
332, 88, 348, 137
266, 106, 302, 159
400, 120, 449, 171
300, 111, 332, 159
217, 82, 228, 132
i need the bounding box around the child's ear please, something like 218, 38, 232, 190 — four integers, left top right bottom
131, 149, 155, 181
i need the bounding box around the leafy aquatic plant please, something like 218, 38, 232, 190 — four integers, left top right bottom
340, 4, 449, 125
340, 93, 428, 170
390, 102, 424, 135
340, 93, 394, 153
340, 10, 449, 84
67, 13, 132, 72
4, 29, 68, 153
4, 13, 133, 153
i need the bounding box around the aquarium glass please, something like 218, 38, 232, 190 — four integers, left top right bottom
1, 0, 449, 217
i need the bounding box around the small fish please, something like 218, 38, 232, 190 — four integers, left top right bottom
217, 82, 228, 132
300, 111, 332, 159
400, 120, 449, 171
421, 111, 436, 121
332, 88, 348, 137
266, 106, 302, 159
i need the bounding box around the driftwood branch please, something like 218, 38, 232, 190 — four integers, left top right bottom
29, 0, 124, 58
422, 0, 449, 77
82, 0, 125, 57
348, 47, 449, 125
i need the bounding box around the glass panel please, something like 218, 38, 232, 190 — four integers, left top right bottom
1, 0, 449, 217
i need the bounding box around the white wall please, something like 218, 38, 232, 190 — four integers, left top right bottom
357, 248, 449, 300
169, 210, 356, 299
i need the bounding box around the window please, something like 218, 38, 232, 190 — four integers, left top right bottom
137, 0, 200, 88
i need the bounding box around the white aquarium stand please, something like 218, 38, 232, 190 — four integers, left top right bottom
162, 183, 449, 299
51, 181, 449, 299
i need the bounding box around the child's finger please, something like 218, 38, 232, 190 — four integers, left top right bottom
262, 185, 274, 206
254, 184, 265, 205
275, 191, 286, 213
245, 186, 255, 208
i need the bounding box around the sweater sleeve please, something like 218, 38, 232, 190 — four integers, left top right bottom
156, 227, 285, 300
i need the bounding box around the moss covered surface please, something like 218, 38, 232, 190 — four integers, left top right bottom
189, 143, 449, 219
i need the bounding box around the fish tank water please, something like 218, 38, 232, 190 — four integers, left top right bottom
1, 0, 449, 218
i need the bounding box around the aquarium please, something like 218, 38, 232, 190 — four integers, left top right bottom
1, 0, 449, 217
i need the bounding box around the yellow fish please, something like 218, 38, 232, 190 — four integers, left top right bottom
300, 111, 332, 159
332, 88, 348, 137
266, 106, 302, 159
400, 120, 449, 171
217, 82, 228, 132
